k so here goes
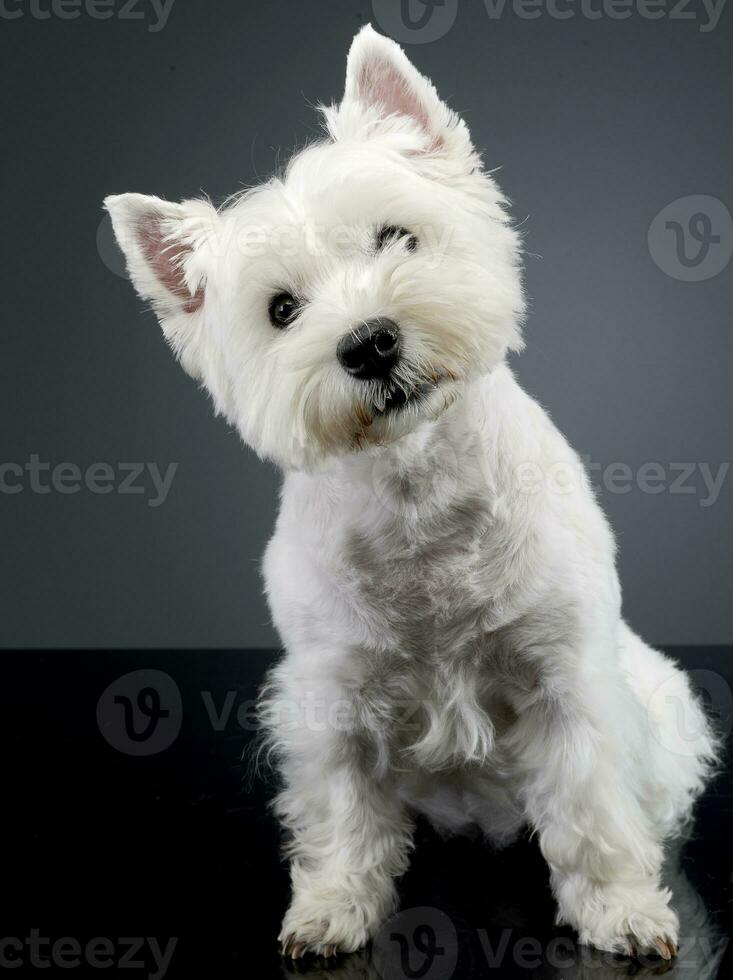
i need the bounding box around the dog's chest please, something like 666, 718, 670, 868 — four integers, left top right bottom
328, 491, 513, 769
272, 462, 516, 770
334, 486, 497, 654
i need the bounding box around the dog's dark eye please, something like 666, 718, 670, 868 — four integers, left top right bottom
269, 292, 300, 329
376, 225, 418, 253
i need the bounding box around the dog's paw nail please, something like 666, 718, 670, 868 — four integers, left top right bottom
322, 943, 337, 959
281, 934, 295, 957
291, 942, 307, 960
651, 936, 676, 960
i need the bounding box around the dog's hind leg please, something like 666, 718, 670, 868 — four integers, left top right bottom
618, 623, 719, 839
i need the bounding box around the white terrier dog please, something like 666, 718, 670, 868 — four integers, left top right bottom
105, 24, 717, 963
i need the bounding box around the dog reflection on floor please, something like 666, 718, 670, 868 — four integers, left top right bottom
281, 843, 726, 979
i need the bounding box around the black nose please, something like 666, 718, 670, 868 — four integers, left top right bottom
337, 318, 401, 381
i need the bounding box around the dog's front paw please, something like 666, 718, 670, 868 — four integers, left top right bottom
279, 886, 391, 959
560, 882, 679, 961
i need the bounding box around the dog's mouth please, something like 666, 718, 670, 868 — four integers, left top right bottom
351, 374, 459, 445
374, 379, 438, 416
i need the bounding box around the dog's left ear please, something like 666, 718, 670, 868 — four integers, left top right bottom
104, 193, 220, 378
329, 24, 477, 168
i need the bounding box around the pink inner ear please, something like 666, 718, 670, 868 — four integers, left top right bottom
138, 213, 204, 314
358, 56, 439, 147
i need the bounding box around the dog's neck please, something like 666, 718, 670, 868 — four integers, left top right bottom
282, 368, 513, 530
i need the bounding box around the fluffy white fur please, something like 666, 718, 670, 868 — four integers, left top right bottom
105, 25, 718, 963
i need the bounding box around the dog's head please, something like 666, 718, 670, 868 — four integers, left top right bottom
106, 25, 524, 470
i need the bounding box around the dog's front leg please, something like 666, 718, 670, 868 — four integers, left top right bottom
265, 670, 413, 957
511, 656, 679, 960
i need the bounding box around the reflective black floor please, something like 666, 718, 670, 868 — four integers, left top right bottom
2, 648, 731, 978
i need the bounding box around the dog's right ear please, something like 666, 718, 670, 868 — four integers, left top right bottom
104, 193, 220, 378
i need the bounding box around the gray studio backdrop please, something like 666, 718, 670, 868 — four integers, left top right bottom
1, 0, 731, 648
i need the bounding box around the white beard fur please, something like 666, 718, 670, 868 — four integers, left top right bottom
104, 23, 718, 963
